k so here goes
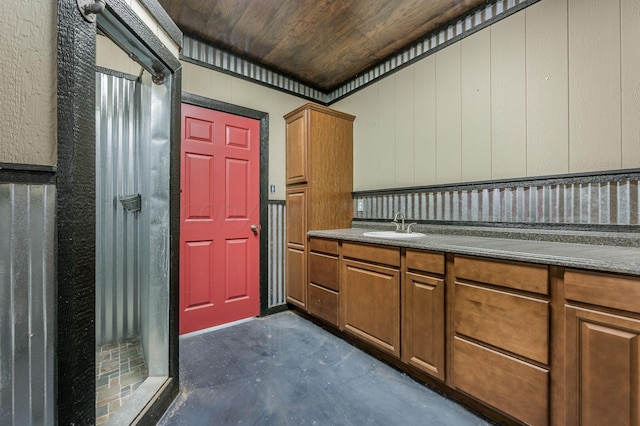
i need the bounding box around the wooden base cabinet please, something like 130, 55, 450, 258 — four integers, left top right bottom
307, 238, 340, 326
564, 270, 640, 426
303, 240, 640, 426
402, 249, 446, 381
452, 256, 550, 425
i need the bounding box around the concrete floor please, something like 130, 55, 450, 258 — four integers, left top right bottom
158, 311, 491, 426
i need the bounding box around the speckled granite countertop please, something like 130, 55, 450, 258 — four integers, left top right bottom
307, 225, 640, 276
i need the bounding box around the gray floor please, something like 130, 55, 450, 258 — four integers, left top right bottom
158, 311, 491, 426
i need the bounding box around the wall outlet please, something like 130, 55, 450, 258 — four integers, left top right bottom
357, 199, 364, 212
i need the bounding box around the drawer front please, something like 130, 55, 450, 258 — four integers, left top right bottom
309, 237, 339, 256
406, 249, 445, 275
308, 284, 338, 326
342, 242, 400, 267
565, 269, 640, 314
455, 255, 549, 295
453, 337, 549, 426
454, 282, 549, 364
309, 252, 339, 292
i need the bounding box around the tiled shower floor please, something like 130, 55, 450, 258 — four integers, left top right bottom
96, 337, 148, 424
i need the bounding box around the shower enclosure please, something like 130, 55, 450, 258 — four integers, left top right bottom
94, 18, 173, 424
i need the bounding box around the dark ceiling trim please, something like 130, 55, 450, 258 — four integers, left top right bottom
181, 0, 541, 105
137, 0, 183, 49
327, 0, 541, 104
180, 36, 328, 102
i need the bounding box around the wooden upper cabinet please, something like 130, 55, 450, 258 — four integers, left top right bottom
285, 109, 307, 185
284, 103, 355, 231
285, 104, 355, 184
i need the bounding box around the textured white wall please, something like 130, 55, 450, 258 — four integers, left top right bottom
0, 0, 179, 167
335, 0, 640, 191
0, 0, 57, 165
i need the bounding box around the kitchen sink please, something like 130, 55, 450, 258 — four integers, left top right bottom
363, 231, 426, 239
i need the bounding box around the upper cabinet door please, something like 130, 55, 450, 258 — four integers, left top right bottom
285, 109, 307, 184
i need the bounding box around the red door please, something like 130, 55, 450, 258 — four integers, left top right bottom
180, 104, 260, 335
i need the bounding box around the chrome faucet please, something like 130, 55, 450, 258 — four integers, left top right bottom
393, 211, 417, 233
393, 212, 405, 232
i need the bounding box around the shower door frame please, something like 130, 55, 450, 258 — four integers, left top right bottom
57, 0, 182, 423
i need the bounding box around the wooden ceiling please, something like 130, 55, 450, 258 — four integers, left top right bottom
158, 0, 488, 91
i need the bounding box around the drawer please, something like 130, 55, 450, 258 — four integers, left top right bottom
454, 282, 549, 364
406, 249, 445, 275
342, 242, 400, 267
453, 337, 549, 426
308, 284, 338, 326
565, 269, 640, 314
309, 252, 339, 292
455, 255, 549, 295
309, 237, 339, 256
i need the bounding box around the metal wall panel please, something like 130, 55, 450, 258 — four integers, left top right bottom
0, 184, 56, 425
95, 72, 141, 346
138, 72, 170, 376
268, 202, 286, 308
353, 174, 640, 225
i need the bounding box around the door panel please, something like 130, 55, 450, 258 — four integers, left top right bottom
184, 153, 214, 220
226, 159, 249, 219
225, 238, 249, 301
180, 103, 260, 334
183, 241, 214, 309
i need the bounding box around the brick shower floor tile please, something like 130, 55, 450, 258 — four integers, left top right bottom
96, 337, 148, 424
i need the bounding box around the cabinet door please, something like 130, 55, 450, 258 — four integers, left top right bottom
566, 305, 640, 426
341, 259, 400, 357
286, 186, 306, 246
402, 272, 445, 380
285, 110, 307, 184
286, 246, 306, 308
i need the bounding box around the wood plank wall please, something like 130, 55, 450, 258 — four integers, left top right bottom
336, 0, 640, 191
